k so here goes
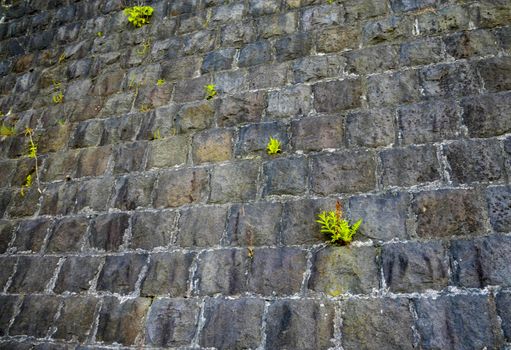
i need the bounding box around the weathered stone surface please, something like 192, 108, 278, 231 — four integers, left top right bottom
475, 56, 511, 93
112, 142, 146, 174
399, 37, 445, 66
201, 48, 235, 73
88, 213, 129, 252
450, 235, 511, 288
486, 185, 511, 233
192, 128, 233, 164
389, 0, 436, 13
444, 139, 505, 184
217, 91, 266, 127
291, 115, 344, 151
311, 150, 376, 195
262, 156, 308, 197
461, 91, 511, 138
349, 192, 410, 241
0, 256, 16, 290
367, 70, 420, 106
316, 26, 360, 53
235, 121, 288, 157
383, 241, 448, 292
53, 296, 98, 342
97, 254, 148, 294
344, 45, 398, 75
12, 217, 51, 253
267, 85, 312, 118
414, 295, 499, 349
0, 220, 13, 254
141, 252, 195, 297
265, 299, 335, 349
9, 256, 59, 293
346, 108, 395, 148
309, 246, 379, 295
257, 12, 296, 39
0, 295, 18, 336
313, 79, 362, 113
145, 298, 201, 347
47, 216, 88, 253
131, 210, 176, 250
496, 291, 511, 342
412, 188, 487, 238
10, 295, 61, 338
112, 174, 156, 210
210, 161, 259, 203
54, 256, 103, 294
275, 32, 312, 62
342, 297, 414, 350
380, 145, 441, 187
177, 205, 227, 247
200, 298, 264, 349
96, 297, 151, 346
363, 15, 412, 45
419, 62, 481, 98
145, 136, 188, 169
154, 168, 209, 208
238, 40, 271, 68
302, 5, 343, 31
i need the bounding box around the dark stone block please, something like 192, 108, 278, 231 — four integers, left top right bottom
475, 56, 511, 93
265, 299, 335, 349
53, 296, 99, 342
88, 213, 129, 252
291, 115, 344, 151
246, 62, 291, 90
256, 12, 296, 39
311, 150, 376, 195
154, 168, 209, 208
112, 174, 156, 210
267, 85, 312, 118
200, 298, 265, 349
444, 29, 499, 59
344, 45, 398, 75
54, 256, 103, 294
238, 41, 271, 68
316, 26, 360, 54
10, 295, 61, 338
141, 252, 195, 297
0, 257, 16, 291
96, 297, 151, 346
47, 216, 88, 253
313, 79, 363, 113
302, 5, 343, 31
131, 210, 176, 250
419, 62, 481, 98
275, 32, 312, 62
342, 297, 414, 350
0, 220, 13, 254
0, 295, 18, 336
461, 92, 511, 138
363, 15, 412, 45
146, 137, 188, 169
177, 205, 227, 247
349, 192, 410, 241
235, 121, 288, 157
367, 70, 420, 106
399, 37, 445, 66
346, 108, 395, 148
112, 142, 146, 175
12, 218, 51, 253
412, 188, 487, 238
383, 241, 448, 292
97, 254, 148, 294
210, 161, 259, 203
444, 139, 505, 184
145, 298, 201, 347
389, 0, 436, 12
217, 91, 266, 127
9, 256, 59, 293
496, 291, 511, 341
192, 128, 233, 164
262, 156, 308, 196
195, 249, 247, 295
308, 246, 379, 295
414, 295, 498, 349
380, 145, 441, 187
487, 186, 511, 233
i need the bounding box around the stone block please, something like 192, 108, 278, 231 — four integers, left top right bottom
256, 12, 296, 39
346, 108, 395, 148
211, 2, 244, 24
235, 121, 288, 157
249, 0, 280, 16
461, 91, 511, 138
96, 297, 151, 346
389, 0, 436, 13
267, 85, 312, 118
182, 30, 216, 57
88, 213, 129, 252
444, 29, 499, 59
9, 256, 59, 293
97, 254, 148, 294
173, 75, 210, 103
47, 217, 88, 255
210, 161, 259, 203
112, 142, 147, 174
349, 192, 410, 241
292, 54, 345, 83
313, 78, 362, 113
226, 202, 282, 246
161, 56, 202, 82
265, 299, 335, 349
343, 0, 389, 22
53, 296, 98, 342
302, 5, 343, 31
201, 48, 236, 73
380, 145, 441, 187
341, 297, 414, 350
308, 245, 379, 295
496, 291, 511, 342
221, 21, 256, 47
487, 185, 511, 233
12, 218, 52, 253
73, 178, 114, 214
0, 257, 16, 290
10, 295, 61, 338
475, 56, 511, 93
344, 45, 398, 75
145, 298, 201, 347
145, 136, 188, 169
246, 62, 291, 90
192, 128, 233, 164
363, 15, 412, 45
311, 150, 376, 195
367, 70, 420, 107
0, 295, 18, 336
0, 220, 13, 254
419, 62, 481, 98
450, 234, 511, 288
412, 188, 487, 238
275, 32, 312, 62
137, 106, 178, 142
291, 115, 344, 151
112, 174, 156, 210
262, 156, 308, 196
175, 101, 215, 132
199, 298, 265, 349
399, 37, 445, 66
383, 241, 448, 292
176, 205, 227, 247
316, 26, 360, 53
195, 249, 247, 295
414, 295, 498, 349
398, 99, 461, 144
6, 186, 40, 218
154, 167, 209, 208
54, 256, 103, 294
101, 114, 142, 145
141, 252, 195, 297
217, 91, 266, 127
131, 210, 176, 250
238, 40, 271, 68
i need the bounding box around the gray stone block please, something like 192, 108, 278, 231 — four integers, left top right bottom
177, 205, 227, 247
235, 121, 288, 157
291, 115, 344, 151
346, 108, 395, 148
0, 295, 18, 336
54, 256, 103, 294
217, 91, 266, 127
12, 218, 51, 253
210, 161, 259, 203
10, 295, 61, 338
238, 40, 271, 68
9, 256, 59, 293
97, 254, 148, 294
195, 249, 247, 295
367, 70, 420, 107
47, 216, 88, 253
313, 79, 362, 113
154, 168, 209, 208
267, 85, 312, 118
131, 210, 176, 250
461, 92, 511, 138
262, 156, 308, 197
112, 174, 156, 210
53, 296, 99, 342
487, 185, 511, 233
88, 213, 128, 252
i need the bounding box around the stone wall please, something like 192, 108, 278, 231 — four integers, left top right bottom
0, 0, 510, 348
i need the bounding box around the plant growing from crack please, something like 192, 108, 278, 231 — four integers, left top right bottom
20, 128, 42, 196
123, 5, 154, 28
266, 137, 282, 155
52, 80, 64, 104
317, 200, 362, 245
204, 84, 217, 100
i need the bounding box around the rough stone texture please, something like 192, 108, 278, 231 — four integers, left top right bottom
486, 185, 511, 233
176, 205, 227, 247
53, 296, 99, 342
10, 295, 61, 338
131, 210, 176, 250
141, 252, 194, 297
8, 256, 59, 293
96, 254, 148, 295
53, 256, 103, 294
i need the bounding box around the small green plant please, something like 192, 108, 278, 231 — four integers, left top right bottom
21, 128, 42, 196
317, 201, 362, 245
139, 103, 153, 113
326, 0, 335, 4
58, 53, 66, 64
266, 137, 282, 155
156, 79, 165, 86
0, 123, 16, 137
136, 40, 151, 56
204, 84, 217, 100
56, 118, 67, 126
51, 80, 64, 104
96, 31, 103, 37
152, 129, 162, 140
124, 5, 154, 28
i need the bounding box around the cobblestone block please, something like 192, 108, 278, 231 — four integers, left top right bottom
201, 48, 236, 73
9, 256, 59, 293
475, 56, 511, 93
309, 245, 379, 295
217, 91, 266, 127
47, 216, 88, 253
10, 295, 61, 338
399, 37, 445, 66
291, 115, 344, 151
141, 252, 195, 297
256, 12, 296, 39
101, 114, 142, 145
97, 254, 148, 294
419, 62, 481, 98
131, 210, 176, 250
275, 32, 312, 62
54, 256, 103, 294
246, 62, 291, 90
221, 21, 256, 47
313, 79, 362, 113
177, 205, 227, 247
192, 128, 233, 164
292, 54, 345, 83
362, 15, 412, 45
346, 108, 395, 148
344, 45, 398, 75
444, 29, 499, 59
112, 142, 146, 174
461, 92, 511, 138
176, 101, 215, 132
53, 296, 98, 342
210, 161, 259, 203
154, 168, 208, 208
302, 5, 343, 31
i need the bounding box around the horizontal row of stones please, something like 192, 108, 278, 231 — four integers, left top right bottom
1, 289, 510, 349
0, 230, 510, 297
0, 183, 510, 252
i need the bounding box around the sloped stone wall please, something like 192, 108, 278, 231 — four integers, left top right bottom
0, 0, 510, 349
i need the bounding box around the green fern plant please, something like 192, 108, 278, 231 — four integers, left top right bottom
123, 6, 154, 28
204, 84, 217, 100
266, 137, 282, 155
317, 201, 362, 245
20, 128, 42, 196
